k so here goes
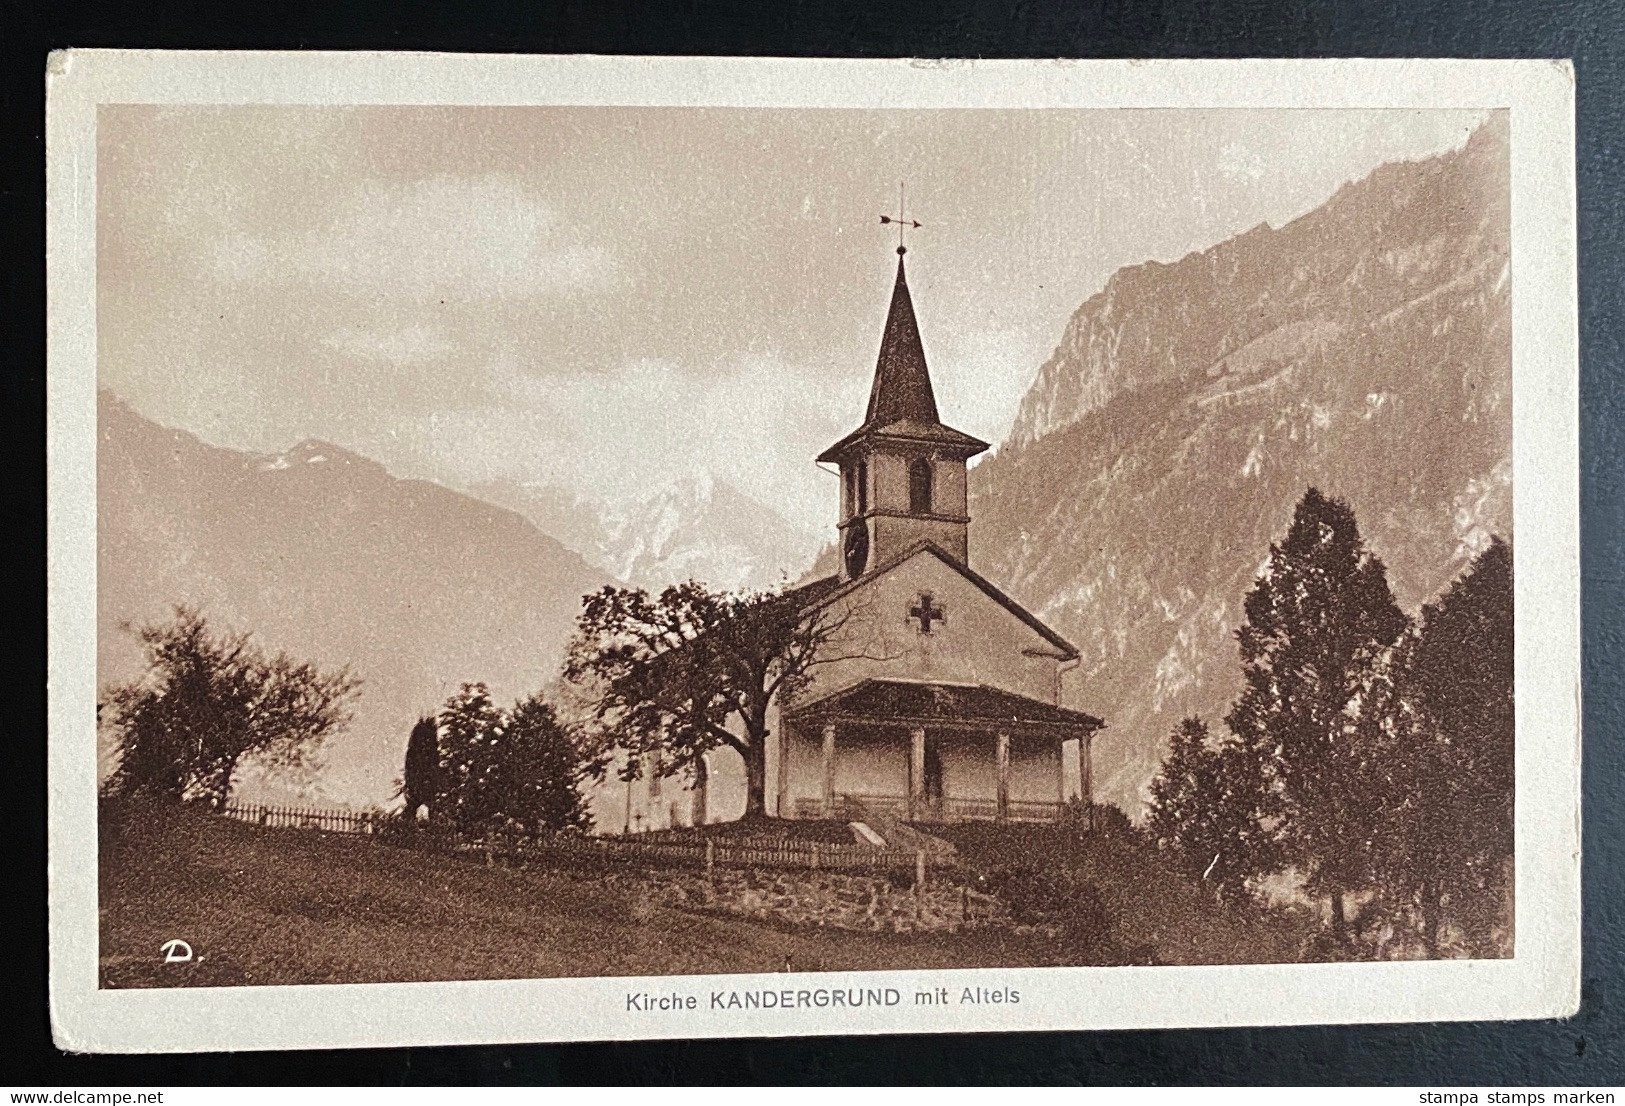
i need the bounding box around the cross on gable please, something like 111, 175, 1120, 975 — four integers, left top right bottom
909, 593, 945, 633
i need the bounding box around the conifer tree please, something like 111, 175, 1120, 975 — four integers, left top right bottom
1147, 717, 1275, 901
435, 682, 506, 833
1375, 537, 1514, 954
401, 715, 440, 821
489, 692, 596, 834
432, 683, 598, 836
1225, 488, 1408, 944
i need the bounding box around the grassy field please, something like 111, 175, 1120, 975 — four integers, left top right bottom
99, 803, 1067, 988
99, 803, 1310, 988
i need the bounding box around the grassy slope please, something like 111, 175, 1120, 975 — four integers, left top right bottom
100, 804, 1071, 988
933, 823, 1312, 965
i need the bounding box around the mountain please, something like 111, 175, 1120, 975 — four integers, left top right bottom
970, 116, 1512, 814
97, 393, 608, 806
470, 473, 822, 593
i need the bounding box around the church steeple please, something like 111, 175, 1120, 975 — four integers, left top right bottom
820, 244, 989, 581
865, 251, 940, 427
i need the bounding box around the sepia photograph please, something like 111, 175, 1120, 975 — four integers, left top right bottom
46, 54, 1580, 1050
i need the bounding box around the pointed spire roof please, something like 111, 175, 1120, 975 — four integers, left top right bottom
818, 247, 989, 465
865, 252, 940, 425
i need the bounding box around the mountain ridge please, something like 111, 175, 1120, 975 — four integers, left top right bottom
973, 115, 1511, 813
97, 391, 609, 807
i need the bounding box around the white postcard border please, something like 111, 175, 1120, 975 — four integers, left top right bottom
46, 52, 1580, 1052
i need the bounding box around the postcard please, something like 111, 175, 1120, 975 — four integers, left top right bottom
46, 52, 1580, 1051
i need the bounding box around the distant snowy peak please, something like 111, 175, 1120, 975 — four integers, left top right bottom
255, 439, 381, 475
469, 473, 823, 593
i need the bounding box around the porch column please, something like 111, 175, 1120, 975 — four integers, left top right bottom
1081, 732, 1095, 832
822, 722, 837, 818
908, 727, 926, 822
776, 722, 791, 818
995, 731, 1011, 822
1058, 739, 1071, 809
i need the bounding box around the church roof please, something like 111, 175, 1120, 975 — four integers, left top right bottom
868, 253, 938, 426
788, 678, 1105, 736
817, 252, 990, 465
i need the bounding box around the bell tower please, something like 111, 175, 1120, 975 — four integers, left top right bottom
819, 244, 989, 581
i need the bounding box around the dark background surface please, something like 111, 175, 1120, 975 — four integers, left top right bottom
4, 0, 1620, 1086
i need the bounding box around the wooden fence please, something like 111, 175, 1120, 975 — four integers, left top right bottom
223, 802, 386, 834
470, 831, 949, 874
218, 801, 951, 875
793, 793, 1068, 824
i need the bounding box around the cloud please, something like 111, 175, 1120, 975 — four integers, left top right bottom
303, 175, 616, 302
209, 174, 618, 304
391, 354, 865, 537
930, 327, 1049, 449
321, 324, 453, 366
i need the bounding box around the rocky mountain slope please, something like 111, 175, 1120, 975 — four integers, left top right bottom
971, 116, 1512, 814
97, 393, 608, 806
471, 473, 821, 593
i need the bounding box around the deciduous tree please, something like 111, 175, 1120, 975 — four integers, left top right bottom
564, 580, 864, 819
430, 683, 600, 835
491, 692, 597, 834
100, 607, 360, 807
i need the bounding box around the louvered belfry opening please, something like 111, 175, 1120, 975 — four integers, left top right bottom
908, 456, 934, 515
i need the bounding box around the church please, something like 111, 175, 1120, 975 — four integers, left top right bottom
751, 240, 1106, 826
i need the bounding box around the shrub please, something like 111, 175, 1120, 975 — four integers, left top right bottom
984, 864, 1157, 965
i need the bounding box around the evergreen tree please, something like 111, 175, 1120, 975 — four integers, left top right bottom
432, 683, 599, 836
401, 715, 440, 821
1225, 488, 1408, 944
488, 692, 596, 835
1375, 537, 1514, 955
435, 682, 506, 833
1147, 717, 1275, 901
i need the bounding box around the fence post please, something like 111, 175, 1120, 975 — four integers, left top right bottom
811, 842, 821, 871
705, 838, 715, 876
915, 849, 926, 893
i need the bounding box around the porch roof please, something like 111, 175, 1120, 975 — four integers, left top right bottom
787, 679, 1105, 738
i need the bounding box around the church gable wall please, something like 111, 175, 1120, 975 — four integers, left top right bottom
797, 551, 1067, 708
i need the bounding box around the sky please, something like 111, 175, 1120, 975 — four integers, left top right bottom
98, 105, 1484, 535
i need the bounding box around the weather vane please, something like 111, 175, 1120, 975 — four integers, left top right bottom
879, 182, 922, 254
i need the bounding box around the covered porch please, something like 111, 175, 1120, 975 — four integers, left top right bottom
779, 679, 1105, 826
